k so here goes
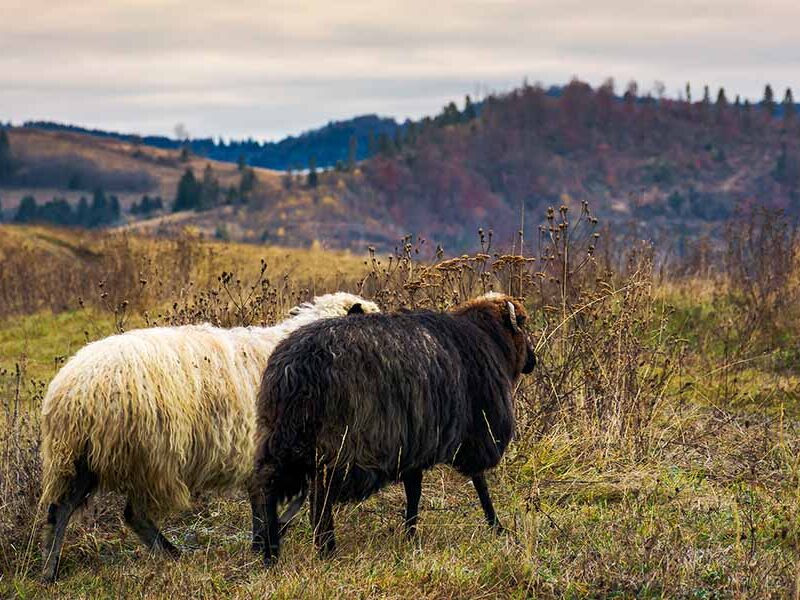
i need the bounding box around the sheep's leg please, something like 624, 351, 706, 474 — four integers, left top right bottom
41, 455, 98, 583
402, 469, 423, 537
310, 470, 336, 558
123, 500, 181, 559
249, 488, 267, 553
472, 473, 503, 533
262, 493, 281, 566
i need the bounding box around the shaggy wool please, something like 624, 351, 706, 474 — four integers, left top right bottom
255, 293, 535, 504
40, 292, 379, 514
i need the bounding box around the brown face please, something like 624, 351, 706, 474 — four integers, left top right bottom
451, 294, 537, 376
522, 339, 536, 373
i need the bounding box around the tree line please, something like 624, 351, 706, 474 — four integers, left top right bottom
11, 189, 121, 227
171, 162, 256, 212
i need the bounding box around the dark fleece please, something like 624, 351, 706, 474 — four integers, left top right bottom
254, 300, 534, 504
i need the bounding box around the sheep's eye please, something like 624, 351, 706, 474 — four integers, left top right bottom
517, 315, 526, 327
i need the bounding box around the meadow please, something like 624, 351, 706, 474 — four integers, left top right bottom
0, 205, 798, 598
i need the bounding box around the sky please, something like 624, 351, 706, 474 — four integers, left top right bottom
2, 0, 799, 141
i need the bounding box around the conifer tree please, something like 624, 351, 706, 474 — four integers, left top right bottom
783, 88, 795, 120
743, 99, 753, 130
89, 188, 108, 227
464, 95, 477, 120
762, 84, 776, 116
173, 168, 200, 212
307, 156, 318, 188
225, 185, 238, 205
377, 133, 394, 156
109, 195, 121, 222
0, 129, 13, 181
14, 195, 38, 223
239, 167, 256, 200
199, 163, 220, 210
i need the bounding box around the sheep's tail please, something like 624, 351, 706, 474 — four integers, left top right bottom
254, 373, 321, 518
254, 433, 314, 507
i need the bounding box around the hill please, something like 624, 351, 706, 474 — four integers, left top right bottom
353, 81, 800, 251
4, 81, 800, 254
125, 81, 800, 253
0, 224, 369, 323
0, 127, 280, 215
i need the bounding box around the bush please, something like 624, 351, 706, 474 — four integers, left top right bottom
724, 207, 799, 344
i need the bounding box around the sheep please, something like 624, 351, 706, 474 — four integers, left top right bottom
39, 292, 379, 583
252, 292, 536, 564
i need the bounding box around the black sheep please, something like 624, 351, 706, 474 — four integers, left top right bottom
252, 293, 536, 564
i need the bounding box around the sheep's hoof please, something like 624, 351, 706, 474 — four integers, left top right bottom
492, 522, 521, 545
155, 540, 182, 560
41, 551, 60, 584
41, 569, 59, 585
317, 540, 336, 559
263, 548, 280, 568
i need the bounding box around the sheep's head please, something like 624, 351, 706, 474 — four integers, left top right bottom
288, 292, 380, 320
454, 292, 536, 377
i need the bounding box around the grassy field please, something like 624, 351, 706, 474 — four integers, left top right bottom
1, 212, 799, 598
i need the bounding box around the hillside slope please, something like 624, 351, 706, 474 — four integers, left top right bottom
355, 81, 800, 251
4, 81, 799, 253
0, 128, 279, 212
137, 81, 800, 253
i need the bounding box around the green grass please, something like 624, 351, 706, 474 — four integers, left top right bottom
1, 273, 799, 598
0, 310, 118, 382
2, 458, 796, 598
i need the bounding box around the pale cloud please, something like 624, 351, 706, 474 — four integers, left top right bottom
0, 0, 798, 139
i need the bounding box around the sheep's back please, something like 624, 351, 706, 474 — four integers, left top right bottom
41, 324, 275, 512
262, 312, 514, 499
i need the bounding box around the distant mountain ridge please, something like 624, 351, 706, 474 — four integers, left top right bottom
20, 114, 406, 171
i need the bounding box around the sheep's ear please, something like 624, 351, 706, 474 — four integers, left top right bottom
347, 303, 364, 315
506, 301, 520, 333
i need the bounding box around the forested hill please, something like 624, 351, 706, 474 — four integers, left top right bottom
3, 80, 800, 254
351, 80, 800, 251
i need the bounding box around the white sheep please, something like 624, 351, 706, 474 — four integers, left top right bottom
40, 292, 379, 582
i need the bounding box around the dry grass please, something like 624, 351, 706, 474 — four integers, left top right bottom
1, 206, 799, 598
0, 225, 368, 321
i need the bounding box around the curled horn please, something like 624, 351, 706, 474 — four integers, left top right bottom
506, 301, 520, 333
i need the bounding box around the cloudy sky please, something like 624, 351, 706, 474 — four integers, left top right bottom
2, 0, 799, 140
